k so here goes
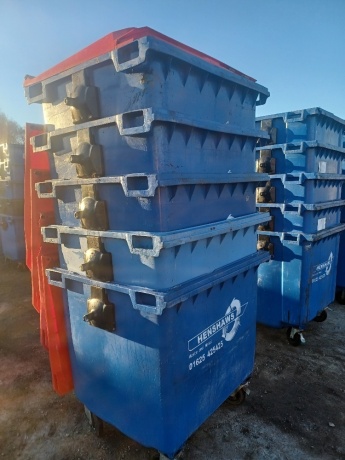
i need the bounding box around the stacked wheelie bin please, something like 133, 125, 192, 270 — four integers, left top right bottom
25, 27, 270, 458
256, 107, 345, 345
0, 143, 25, 263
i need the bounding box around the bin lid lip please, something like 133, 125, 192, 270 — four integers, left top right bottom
256, 107, 345, 126
23, 26, 255, 88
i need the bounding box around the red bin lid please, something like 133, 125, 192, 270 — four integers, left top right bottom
24, 26, 255, 87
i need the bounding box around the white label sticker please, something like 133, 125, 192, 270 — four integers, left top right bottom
317, 218, 326, 231
187, 298, 248, 371
318, 161, 327, 173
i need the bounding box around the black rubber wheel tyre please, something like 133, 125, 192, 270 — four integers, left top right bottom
286, 327, 302, 347
227, 388, 246, 406
336, 289, 345, 305
313, 309, 327, 323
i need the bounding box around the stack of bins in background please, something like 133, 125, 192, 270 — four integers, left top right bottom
24, 27, 270, 459
255, 107, 345, 346
0, 143, 25, 263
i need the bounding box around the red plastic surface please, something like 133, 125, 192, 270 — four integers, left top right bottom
24, 27, 255, 88
24, 123, 74, 395
38, 252, 74, 395
24, 123, 51, 271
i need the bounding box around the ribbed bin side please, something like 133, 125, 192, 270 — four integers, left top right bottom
42, 213, 269, 289
46, 251, 268, 458
24, 30, 268, 130
36, 174, 266, 232
257, 228, 342, 329
31, 113, 264, 180
256, 107, 345, 148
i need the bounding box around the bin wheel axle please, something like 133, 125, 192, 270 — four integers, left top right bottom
286, 327, 306, 346
336, 289, 345, 305
227, 387, 246, 406
313, 309, 327, 323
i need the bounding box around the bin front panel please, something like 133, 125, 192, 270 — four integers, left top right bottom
58, 261, 259, 457
32, 115, 261, 179
257, 233, 339, 328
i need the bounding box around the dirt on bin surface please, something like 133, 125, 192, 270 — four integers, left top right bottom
0, 259, 345, 460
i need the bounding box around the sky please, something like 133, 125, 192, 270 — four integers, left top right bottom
0, 0, 344, 126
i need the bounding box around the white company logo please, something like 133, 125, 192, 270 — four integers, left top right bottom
188, 298, 248, 352
312, 251, 334, 283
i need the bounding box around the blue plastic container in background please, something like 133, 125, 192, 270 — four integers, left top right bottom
46, 251, 269, 458
256, 107, 345, 148
257, 225, 345, 329
258, 201, 345, 233
0, 144, 24, 182
257, 173, 345, 205
256, 141, 345, 175
0, 180, 24, 200
0, 215, 25, 262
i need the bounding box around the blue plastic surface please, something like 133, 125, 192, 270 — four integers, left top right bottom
256, 141, 345, 174
46, 251, 269, 457
25, 34, 269, 131
32, 111, 266, 180
263, 173, 345, 204
0, 199, 24, 216
257, 225, 344, 328
36, 173, 268, 232
0, 144, 24, 182
336, 230, 345, 289
0, 215, 25, 262
256, 107, 345, 148
42, 213, 269, 289
0, 179, 24, 200
258, 200, 345, 233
